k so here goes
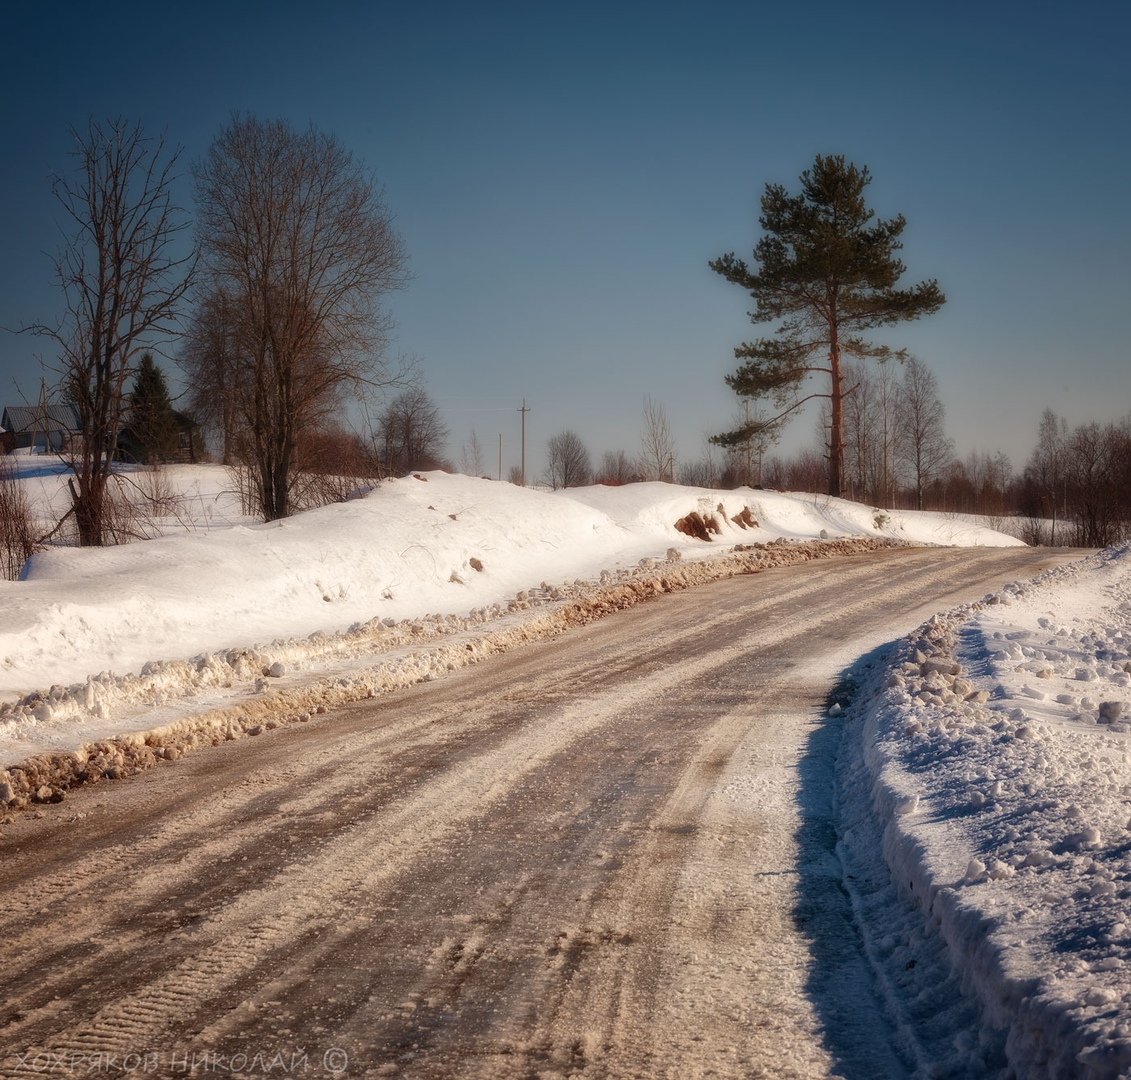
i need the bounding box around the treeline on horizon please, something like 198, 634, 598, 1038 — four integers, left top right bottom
675, 406, 1131, 549
542, 396, 1131, 550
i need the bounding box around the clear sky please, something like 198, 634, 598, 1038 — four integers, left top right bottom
1, 0, 1127, 479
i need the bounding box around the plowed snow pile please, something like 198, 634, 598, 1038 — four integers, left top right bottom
0, 466, 1018, 777
846, 543, 1131, 1077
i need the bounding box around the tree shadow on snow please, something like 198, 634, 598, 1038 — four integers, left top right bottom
790, 643, 913, 1080
5, 459, 71, 480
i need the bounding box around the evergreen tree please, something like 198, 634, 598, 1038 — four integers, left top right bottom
129, 352, 179, 462
710, 154, 945, 497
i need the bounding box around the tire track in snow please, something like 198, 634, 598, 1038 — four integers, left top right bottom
167, 551, 1069, 1075
523, 551, 1043, 1077
0, 548, 884, 959
0, 548, 1083, 1078
0, 705, 512, 1024
0, 618, 779, 1076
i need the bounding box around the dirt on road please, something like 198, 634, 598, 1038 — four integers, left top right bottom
0, 547, 1085, 1079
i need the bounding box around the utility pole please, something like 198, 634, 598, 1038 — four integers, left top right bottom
497, 433, 502, 481
517, 398, 530, 486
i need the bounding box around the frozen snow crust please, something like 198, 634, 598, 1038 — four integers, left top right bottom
846, 543, 1131, 1078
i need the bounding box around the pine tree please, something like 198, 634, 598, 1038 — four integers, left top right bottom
710, 154, 945, 497
129, 353, 179, 462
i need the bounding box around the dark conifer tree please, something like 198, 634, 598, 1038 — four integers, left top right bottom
129, 352, 179, 462
710, 154, 945, 497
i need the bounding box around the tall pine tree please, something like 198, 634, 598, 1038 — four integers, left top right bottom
710, 154, 945, 497
129, 353, 179, 462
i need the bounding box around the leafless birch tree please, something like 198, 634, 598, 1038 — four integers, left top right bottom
639, 396, 675, 482
29, 119, 193, 545
1021, 409, 1069, 543
459, 429, 485, 477
895, 356, 953, 510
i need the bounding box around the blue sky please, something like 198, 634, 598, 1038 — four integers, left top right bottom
1, 1, 1127, 478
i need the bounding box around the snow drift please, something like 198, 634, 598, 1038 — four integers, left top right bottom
845, 544, 1131, 1077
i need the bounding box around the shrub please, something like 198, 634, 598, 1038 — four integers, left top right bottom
0, 459, 39, 579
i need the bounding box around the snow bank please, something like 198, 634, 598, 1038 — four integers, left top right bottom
568, 484, 1025, 549
3, 472, 618, 700
846, 545, 1131, 1077
1, 535, 892, 806
0, 473, 1018, 719
0, 466, 1022, 789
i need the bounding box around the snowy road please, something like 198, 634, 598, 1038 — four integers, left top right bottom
0, 547, 1084, 1079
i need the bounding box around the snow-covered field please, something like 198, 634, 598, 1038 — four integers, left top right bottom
10, 457, 1129, 1074
844, 544, 1131, 1077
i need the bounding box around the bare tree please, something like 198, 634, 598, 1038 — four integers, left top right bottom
1063, 420, 1129, 547
895, 357, 953, 510
459, 429, 485, 477
0, 458, 39, 579
377, 388, 449, 475
761, 455, 787, 490
841, 362, 872, 501
723, 400, 780, 487
1017, 415, 1131, 546
833, 360, 899, 506
545, 430, 592, 489
1021, 409, 1069, 543
28, 119, 193, 545
784, 448, 827, 493
955, 450, 1014, 519
179, 285, 242, 464
869, 360, 899, 507
678, 459, 717, 488
193, 115, 407, 520
289, 426, 380, 508
679, 439, 721, 488
594, 449, 636, 486
639, 396, 675, 482
988, 451, 1014, 518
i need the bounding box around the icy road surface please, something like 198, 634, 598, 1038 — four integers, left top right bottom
0, 548, 1082, 1079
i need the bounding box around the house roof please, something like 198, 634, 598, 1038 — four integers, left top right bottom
0, 404, 80, 434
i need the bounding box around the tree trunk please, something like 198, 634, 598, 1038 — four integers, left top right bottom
271, 457, 289, 520
827, 319, 843, 499
916, 446, 924, 511
69, 475, 105, 547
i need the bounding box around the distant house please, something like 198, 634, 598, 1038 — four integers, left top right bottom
116, 411, 200, 465
0, 404, 80, 453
